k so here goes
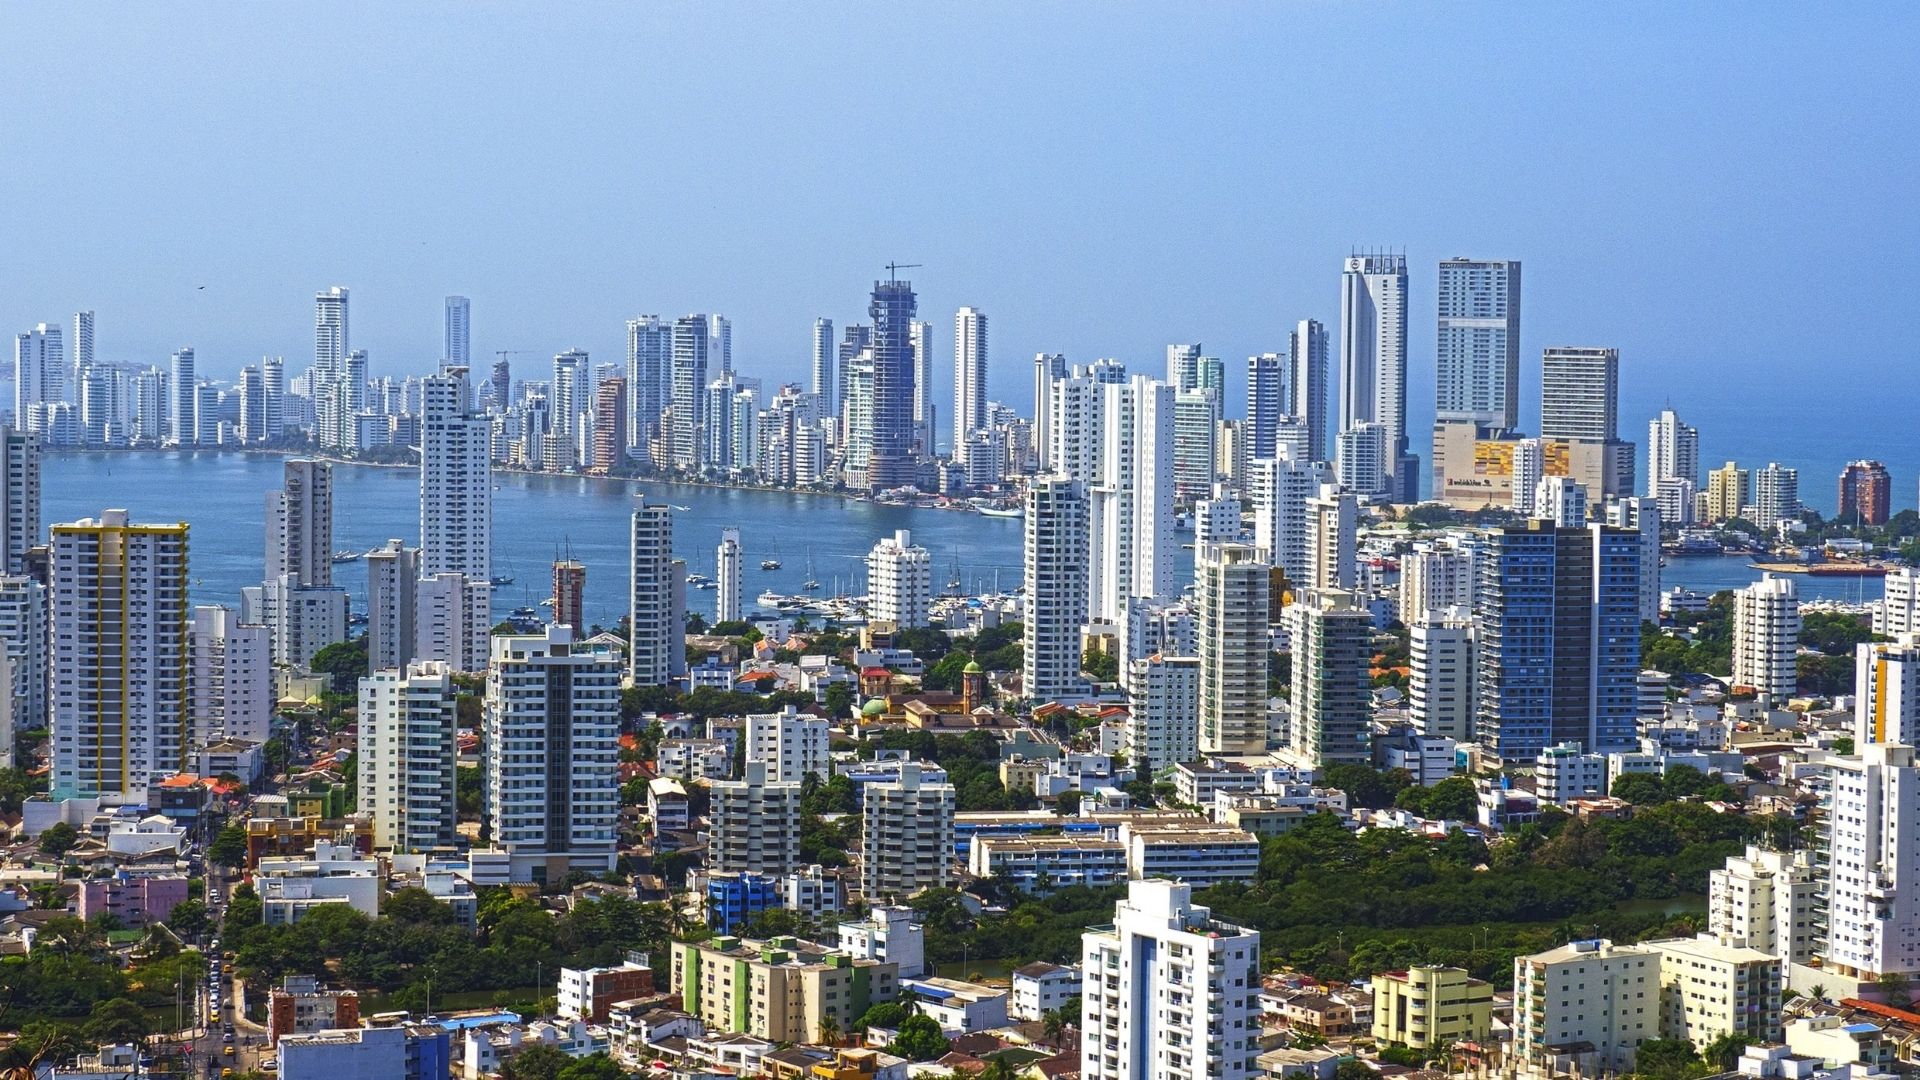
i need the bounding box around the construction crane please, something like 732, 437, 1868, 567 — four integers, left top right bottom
885, 261, 922, 282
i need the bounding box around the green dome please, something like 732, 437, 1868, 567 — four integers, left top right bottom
963, 660, 984, 674
861, 698, 887, 717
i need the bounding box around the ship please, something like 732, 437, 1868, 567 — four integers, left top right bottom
760, 559, 782, 570
975, 505, 1022, 519
331, 549, 362, 563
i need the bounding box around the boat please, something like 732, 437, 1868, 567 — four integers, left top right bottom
490, 575, 515, 587
686, 573, 713, 585
976, 505, 1022, 519
331, 550, 362, 563
802, 580, 821, 592
760, 559, 782, 570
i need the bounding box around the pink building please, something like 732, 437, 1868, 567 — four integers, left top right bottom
76, 873, 190, 926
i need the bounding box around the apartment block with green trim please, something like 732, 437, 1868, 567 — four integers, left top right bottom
671, 935, 899, 1042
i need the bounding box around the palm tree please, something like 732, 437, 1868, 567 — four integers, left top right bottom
1042, 1010, 1066, 1043
1810, 983, 1827, 1002
817, 1017, 842, 1047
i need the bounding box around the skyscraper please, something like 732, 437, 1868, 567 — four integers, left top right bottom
1540, 346, 1620, 441
1286, 589, 1374, 766
1291, 318, 1330, 463
1838, 460, 1893, 526
1819, 744, 1920, 984
867, 529, 932, 628
51, 510, 190, 799
237, 366, 266, 444
485, 626, 621, 883
444, 296, 470, 369
911, 318, 934, 455
670, 315, 709, 472
1733, 574, 1800, 705
0, 428, 41, 575
1339, 254, 1410, 496
419, 368, 492, 580
1080, 880, 1262, 1080
626, 316, 671, 453
709, 315, 732, 375
1031, 352, 1067, 473
1250, 456, 1331, 585
1856, 637, 1920, 748
1024, 476, 1089, 703
591, 376, 627, 475
953, 307, 988, 461
1435, 259, 1522, 429
314, 287, 349, 449
1090, 375, 1177, 621
1247, 352, 1286, 460
187, 605, 271, 746
1476, 521, 1642, 758
811, 318, 836, 418
865, 276, 919, 491
365, 539, 420, 672
1647, 409, 1700, 497
1304, 485, 1358, 591
1753, 463, 1800, 529
261, 356, 285, 441
70, 310, 94, 389
1705, 461, 1750, 523
358, 660, 458, 852
549, 349, 588, 470
715, 528, 742, 624
860, 761, 955, 902
265, 459, 333, 588
1196, 542, 1271, 755
629, 501, 677, 686
1172, 388, 1219, 503
709, 760, 802, 876
168, 347, 197, 446
14, 323, 65, 433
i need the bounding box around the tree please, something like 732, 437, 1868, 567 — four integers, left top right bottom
309, 637, 371, 695
82, 997, 152, 1045
208, 823, 250, 868
499, 1043, 571, 1080
823, 683, 856, 719
1610, 772, 1668, 806
37, 821, 79, 857
889, 1013, 950, 1061
164, 899, 211, 940
856, 1001, 912, 1031
1632, 1038, 1704, 1080
1701, 1033, 1751, 1071
557, 1054, 630, 1080
1334, 1061, 1378, 1080
1322, 764, 1410, 810
1053, 790, 1083, 817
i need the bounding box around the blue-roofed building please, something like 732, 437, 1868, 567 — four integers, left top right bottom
704, 872, 780, 934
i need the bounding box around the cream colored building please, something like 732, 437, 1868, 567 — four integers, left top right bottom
669, 935, 898, 1044
1369, 965, 1493, 1048
1513, 939, 1658, 1072
1645, 934, 1782, 1048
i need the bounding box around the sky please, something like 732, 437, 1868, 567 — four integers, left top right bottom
2, 3, 1917, 509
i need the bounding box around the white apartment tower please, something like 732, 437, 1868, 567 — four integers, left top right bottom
1819, 744, 1920, 984
1435, 258, 1522, 429
745, 705, 829, 784
0, 578, 48, 736
1709, 845, 1818, 968
444, 296, 471, 369
365, 539, 420, 672
715, 528, 743, 624
1287, 589, 1374, 766
1336, 421, 1390, 500
1290, 318, 1330, 463
1540, 346, 1620, 442
1197, 542, 1271, 756
51, 510, 190, 799
420, 368, 492, 580
0, 428, 41, 574
1732, 574, 1800, 704
1753, 463, 1800, 530
1410, 610, 1475, 742
169, 347, 197, 447
1080, 880, 1261, 1080
266, 458, 333, 587
187, 605, 271, 746
860, 761, 956, 902
1304, 485, 1357, 591
953, 307, 987, 460
1023, 476, 1090, 703
358, 660, 459, 852
1875, 567, 1920, 637
811, 318, 836, 419
628, 501, 677, 685
1513, 940, 1658, 1072
1399, 537, 1477, 624
313, 287, 349, 449
1339, 254, 1410, 498
414, 572, 492, 674
1647, 409, 1700, 497
1250, 456, 1331, 585
485, 626, 622, 884
1089, 375, 1177, 622
709, 760, 802, 876
1126, 653, 1200, 773
1856, 637, 1920, 747
867, 529, 933, 628
1535, 475, 1588, 527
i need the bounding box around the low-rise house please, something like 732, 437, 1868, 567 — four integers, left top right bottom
901, 977, 1009, 1034
1010, 962, 1082, 1022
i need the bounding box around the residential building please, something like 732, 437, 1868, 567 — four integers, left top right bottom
484, 626, 621, 884
1286, 589, 1373, 766
1876, 568, 1920, 637
0, 427, 39, 575
1080, 880, 1261, 1080
629, 500, 677, 685
953, 307, 987, 459
1024, 476, 1089, 703
591, 375, 628, 474
1705, 461, 1750, 523
278, 1021, 452, 1080
266, 458, 333, 587
864, 277, 918, 491
1513, 939, 1658, 1073
267, 976, 362, 1043
1247, 352, 1286, 461
1709, 845, 1818, 968
1535, 743, 1608, 805
867, 530, 932, 628
1838, 460, 1892, 526
1647, 409, 1700, 498
967, 834, 1128, 895
358, 661, 459, 852
1304, 485, 1357, 591
838, 906, 927, 978
1339, 253, 1411, 501
1117, 820, 1260, 886
1434, 258, 1521, 431
1409, 610, 1474, 742
710, 761, 802, 876
558, 960, 655, 1024
413, 572, 491, 673
187, 605, 272, 744
365, 539, 420, 672
1250, 456, 1332, 584
1370, 965, 1494, 1049
1126, 653, 1200, 773
242, 573, 348, 668
1336, 421, 1389, 500
1753, 463, 1800, 530
551, 558, 586, 636
0, 576, 46, 739
419, 368, 492, 580
1605, 494, 1663, 625
1733, 574, 1801, 704
51, 510, 190, 800
671, 933, 899, 1045
1645, 934, 1782, 1047
76, 872, 189, 927
670, 314, 709, 471
1090, 375, 1177, 621
1291, 318, 1330, 463
746, 705, 829, 784
1011, 962, 1083, 1023
444, 296, 470, 369
1197, 542, 1270, 756
1818, 744, 1920, 985
1541, 347, 1619, 442
1173, 388, 1220, 503
257, 842, 383, 924
861, 761, 955, 902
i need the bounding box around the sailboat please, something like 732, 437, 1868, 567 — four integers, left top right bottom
801, 548, 820, 592
945, 555, 963, 594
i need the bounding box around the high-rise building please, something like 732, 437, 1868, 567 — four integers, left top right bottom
242, 573, 349, 668
1023, 476, 1089, 703
548, 349, 588, 471
1247, 352, 1286, 461
1090, 376, 1177, 621
261, 356, 286, 441
1540, 346, 1619, 442
419, 369, 492, 580
485, 626, 621, 883
670, 315, 709, 472
1172, 388, 1219, 503
626, 316, 672, 453
1304, 485, 1357, 592
865, 276, 919, 492
266, 459, 333, 588
1290, 319, 1330, 463
1704, 461, 1750, 523
1336, 421, 1389, 500
14, 323, 66, 434
1340, 254, 1411, 499
866, 529, 932, 628
628, 501, 677, 686
1512, 940, 1659, 1073
1476, 522, 1642, 758
365, 539, 420, 673
1877, 568, 1920, 638
1535, 475, 1588, 527
1434, 258, 1522, 429
1819, 744, 1920, 984
1732, 574, 1800, 704
187, 605, 271, 745
1855, 637, 1920, 747
1080, 880, 1261, 1080
1709, 845, 1818, 969
0, 428, 40, 575
1197, 542, 1270, 756
911, 318, 934, 455
444, 296, 470, 369
590, 376, 627, 475
714, 528, 742, 624
1250, 456, 1332, 585
709, 760, 802, 875
51, 510, 190, 799
237, 366, 266, 444
414, 572, 492, 674
70, 311, 94, 392
1838, 459, 1892, 526
549, 558, 586, 636
0, 577, 48, 737
1286, 589, 1374, 766
314, 287, 350, 450
1647, 409, 1700, 498
1604, 495, 1662, 625
860, 761, 955, 902
168, 347, 197, 446
358, 660, 458, 852
745, 705, 829, 784
1400, 536, 1478, 625
811, 318, 836, 418
1031, 353, 1068, 473
1752, 463, 1799, 530
1125, 653, 1200, 772
952, 307, 988, 461
1410, 609, 1475, 742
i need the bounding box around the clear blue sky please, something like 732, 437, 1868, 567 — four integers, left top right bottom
3, 3, 1916, 501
